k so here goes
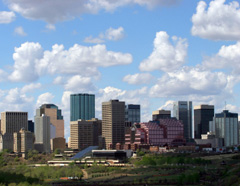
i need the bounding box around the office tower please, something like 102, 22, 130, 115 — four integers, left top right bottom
1, 112, 28, 135
34, 110, 51, 153
213, 110, 239, 147
152, 110, 171, 120
38, 104, 64, 138
194, 105, 214, 139
13, 128, 34, 153
70, 93, 95, 121
102, 100, 125, 149
125, 104, 140, 124
0, 112, 28, 151
51, 137, 66, 151
173, 101, 193, 140
70, 118, 102, 150
28, 120, 34, 133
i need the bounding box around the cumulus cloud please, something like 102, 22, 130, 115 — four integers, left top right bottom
139, 31, 188, 72
191, 0, 240, 40
0, 11, 15, 24
84, 27, 125, 44
9, 42, 43, 82
104, 27, 124, 41
64, 75, 96, 92
36, 92, 55, 107
14, 26, 27, 36
0, 69, 8, 82
203, 42, 240, 74
21, 83, 42, 94
8, 42, 132, 82
123, 73, 154, 85
150, 66, 232, 97
6, 0, 180, 24
0, 88, 34, 113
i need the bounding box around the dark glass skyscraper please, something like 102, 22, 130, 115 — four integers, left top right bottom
125, 104, 140, 124
194, 105, 214, 139
173, 101, 193, 140
70, 93, 95, 121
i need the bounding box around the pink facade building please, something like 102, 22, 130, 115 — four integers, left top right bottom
124, 119, 184, 148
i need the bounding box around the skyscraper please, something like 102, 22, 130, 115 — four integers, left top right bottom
125, 104, 140, 124
173, 101, 193, 140
70, 118, 102, 150
70, 93, 95, 121
34, 109, 51, 153
38, 104, 64, 138
194, 105, 214, 139
102, 100, 125, 149
0, 112, 28, 151
213, 110, 239, 147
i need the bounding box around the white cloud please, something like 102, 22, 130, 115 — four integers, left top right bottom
84, 36, 105, 44
53, 76, 64, 85
0, 11, 15, 24
36, 92, 55, 107
6, 0, 180, 24
9, 42, 43, 82
158, 100, 174, 111
203, 42, 240, 74
0, 88, 34, 113
191, 0, 240, 40
84, 27, 125, 43
0, 69, 8, 82
123, 73, 154, 85
64, 75, 95, 92
45, 24, 56, 31
8, 42, 132, 82
14, 26, 27, 36
150, 66, 232, 97
21, 83, 41, 94
139, 31, 188, 72
105, 27, 124, 41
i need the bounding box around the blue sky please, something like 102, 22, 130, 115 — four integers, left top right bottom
0, 0, 240, 139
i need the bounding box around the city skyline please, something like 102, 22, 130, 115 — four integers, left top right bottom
0, 0, 240, 140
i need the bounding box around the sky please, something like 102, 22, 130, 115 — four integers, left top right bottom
0, 0, 240, 139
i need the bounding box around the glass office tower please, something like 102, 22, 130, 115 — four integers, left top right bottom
173, 101, 193, 140
213, 110, 239, 147
125, 104, 140, 124
70, 93, 95, 121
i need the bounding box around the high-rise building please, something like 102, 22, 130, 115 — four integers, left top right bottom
125, 104, 140, 124
13, 128, 34, 153
173, 101, 193, 140
1, 112, 28, 135
194, 105, 214, 139
213, 110, 239, 147
70, 118, 102, 150
152, 110, 171, 120
34, 110, 51, 153
102, 100, 125, 149
0, 112, 28, 151
28, 120, 34, 133
70, 93, 95, 121
38, 104, 64, 138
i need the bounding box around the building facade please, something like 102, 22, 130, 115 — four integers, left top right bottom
125, 104, 140, 124
213, 110, 239, 147
194, 105, 214, 139
0, 112, 28, 151
70, 118, 101, 150
70, 93, 95, 121
152, 110, 171, 120
173, 101, 193, 140
102, 100, 125, 149
38, 104, 64, 138
34, 110, 51, 153
13, 128, 34, 153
